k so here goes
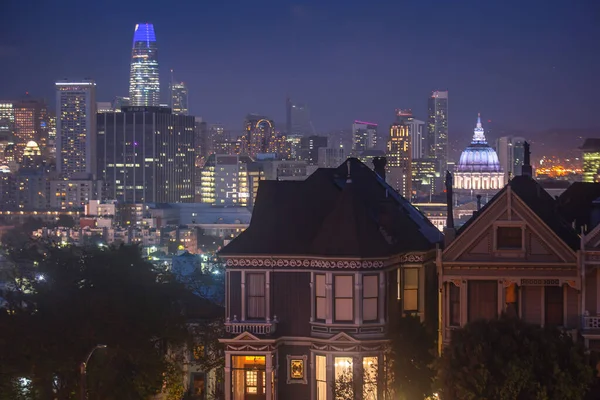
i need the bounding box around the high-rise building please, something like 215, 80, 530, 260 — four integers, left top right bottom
97, 106, 195, 203
496, 136, 526, 181
386, 121, 412, 199
13, 97, 48, 163
170, 70, 188, 115
0, 102, 14, 142
129, 23, 159, 107
111, 96, 130, 112
56, 81, 97, 178
299, 135, 328, 165
318, 147, 345, 168
396, 109, 425, 160
582, 139, 600, 183
352, 120, 377, 153
243, 114, 274, 157
200, 154, 263, 207
427, 90, 448, 173
285, 98, 313, 136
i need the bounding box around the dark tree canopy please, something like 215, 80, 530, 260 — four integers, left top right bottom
438, 316, 595, 400
388, 315, 436, 400
0, 244, 196, 400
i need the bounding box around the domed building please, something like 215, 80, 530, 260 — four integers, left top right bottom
455, 114, 505, 190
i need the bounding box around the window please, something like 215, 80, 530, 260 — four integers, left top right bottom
363, 275, 378, 322
246, 273, 266, 319
363, 357, 378, 400
497, 226, 522, 250
545, 286, 564, 326
403, 269, 419, 312
316, 355, 327, 400
334, 275, 354, 322
334, 357, 353, 400
449, 284, 460, 326
190, 373, 206, 399
315, 274, 326, 321
505, 283, 518, 318
468, 281, 498, 321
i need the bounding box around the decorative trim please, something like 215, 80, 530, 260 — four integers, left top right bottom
450, 279, 462, 287
226, 258, 386, 269
286, 355, 308, 384
398, 254, 424, 263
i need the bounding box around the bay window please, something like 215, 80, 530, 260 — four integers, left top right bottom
334, 275, 354, 322
315, 274, 326, 321
246, 273, 266, 319
362, 275, 378, 322
316, 355, 327, 400
403, 268, 419, 312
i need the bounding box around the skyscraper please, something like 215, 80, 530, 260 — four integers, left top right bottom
97, 106, 195, 203
12, 97, 48, 163
352, 120, 378, 154
396, 109, 425, 160
129, 23, 159, 107
0, 102, 14, 142
285, 98, 313, 136
496, 136, 526, 181
170, 70, 188, 115
427, 90, 448, 173
243, 114, 274, 157
386, 121, 412, 199
55, 80, 97, 178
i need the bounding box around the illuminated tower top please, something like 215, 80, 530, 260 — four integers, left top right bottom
129, 23, 159, 107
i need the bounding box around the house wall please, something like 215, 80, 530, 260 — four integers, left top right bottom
272, 272, 311, 336
276, 344, 311, 400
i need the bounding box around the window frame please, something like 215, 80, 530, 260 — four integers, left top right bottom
493, 222, 525, 253
467, 280, 498, 322
246, 272, 266, 320
315, 273, 327, 322
334, 274, 354, 323
362, 274, 379, 322
545, 285, 564, 327
448, 283, 461, 327
402, 268, 419, 313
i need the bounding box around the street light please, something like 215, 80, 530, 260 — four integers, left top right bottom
80, 344, 107, 400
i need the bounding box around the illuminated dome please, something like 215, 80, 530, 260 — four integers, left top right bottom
23, 140, 41, 157
456, 114, 501, 173
26, 140, 39, 148
454, 114, 505, 191
0, 165, 10, 173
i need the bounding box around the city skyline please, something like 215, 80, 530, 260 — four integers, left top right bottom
0, 0, 598, 137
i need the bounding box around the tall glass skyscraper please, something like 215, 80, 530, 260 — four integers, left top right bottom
170, 71, 188, 115
129, 23, 159, 107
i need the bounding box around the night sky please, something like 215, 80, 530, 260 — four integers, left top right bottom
1, 0, 598, 138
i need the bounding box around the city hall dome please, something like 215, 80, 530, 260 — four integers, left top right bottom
456, 114, 501, 173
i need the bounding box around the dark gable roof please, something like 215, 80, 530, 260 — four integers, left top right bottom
458, 175, 580, 250
558, 182, 600, 232
220, 158, 442, 258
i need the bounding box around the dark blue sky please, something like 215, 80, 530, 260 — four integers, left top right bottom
1, 0, 598, 138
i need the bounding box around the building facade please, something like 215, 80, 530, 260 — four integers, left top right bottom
170, 72, 189, 115
352, 121, 378, 154
129, 23, 160, 107
97, 106, 195, 203
286, 98, 313, 136
496, 136, 526, 181
582, 139, 600, 183
396, 109, 425, 160
386, 121, 412, 199
55, 81, 97, 178
454, 115, 504, 191
218, 158, 442, 400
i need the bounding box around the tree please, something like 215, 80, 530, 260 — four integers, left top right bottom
438, 315, 595, 400
54, 214, 75, 229
0, 243, 194, 399
388, 315, 436, 399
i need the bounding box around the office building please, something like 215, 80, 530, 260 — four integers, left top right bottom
129, 23, 160, 107
412, 159, 439, 199
199, 154, 263, 207
0, 102, 14, 141
352, 120, 377, 153
427, 90, 448, 173
396, 109, 425, 160
111, 96, 130, 111
582, 139, 600, 183
299, 135, 328, 165
496, 136, 526, 181
170, 71, 188, 115
56, 81, 97, 178
13, 97, 48, 163
386, 120, 412, 199
318, 147, 345, 168
285, 98, 313, 136
97, 106, 195, 203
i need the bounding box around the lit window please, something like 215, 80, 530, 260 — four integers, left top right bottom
403, 269, 419, 312
363, 357, 378, 400
334, 357, 353, 399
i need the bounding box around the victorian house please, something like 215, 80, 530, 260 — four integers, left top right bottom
439, 148, 582, 346
218, 158, 442, 400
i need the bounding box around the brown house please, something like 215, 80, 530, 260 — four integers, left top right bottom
218, 158, 442, 400
439, 174, 582, 346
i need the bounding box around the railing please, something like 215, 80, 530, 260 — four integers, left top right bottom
583, 316, 600, 329
225, 316, 278, 335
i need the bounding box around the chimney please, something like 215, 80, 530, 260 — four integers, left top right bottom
443, 170, 456, 246
476, 194, 482, 211
521, 141, 532, 178
373, 157, 387, 180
